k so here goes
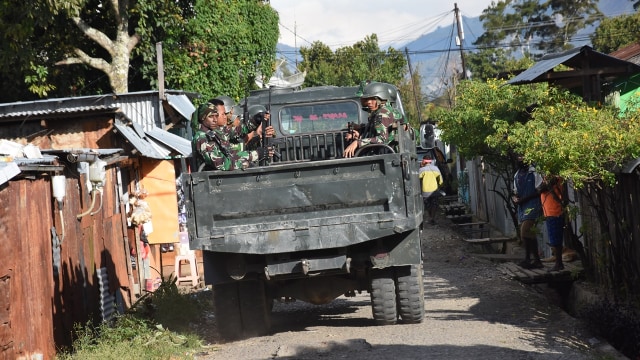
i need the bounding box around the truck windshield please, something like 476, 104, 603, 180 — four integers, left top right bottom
279, 100, 361, 134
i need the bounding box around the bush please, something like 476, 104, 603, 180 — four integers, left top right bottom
56, 276, 208, 359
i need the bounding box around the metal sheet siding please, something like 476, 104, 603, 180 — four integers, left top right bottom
115, 94, 161, 131
147, 127, 192, 157
507, 50, 579, 84
113, 123, 164, 159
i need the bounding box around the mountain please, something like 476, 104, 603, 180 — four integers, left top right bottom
276, 0, 636, 97
400, 15, 483, 97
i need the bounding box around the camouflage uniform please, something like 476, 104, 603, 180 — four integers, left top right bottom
357, 105, 398, 146
192, 103, 263, 170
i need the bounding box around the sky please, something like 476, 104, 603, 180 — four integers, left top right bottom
270, 0, 495, 50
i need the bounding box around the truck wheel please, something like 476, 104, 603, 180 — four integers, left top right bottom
370, 268, 398, 325
212, 282, 243, 340
395, 264, 425, 323
238, 280, 272, 337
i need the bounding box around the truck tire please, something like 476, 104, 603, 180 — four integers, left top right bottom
370, 268, 398, 325
213, 280, 272, 340
238, 280, 272, 337
395, 264, 425, 323
212, 282, 243, 340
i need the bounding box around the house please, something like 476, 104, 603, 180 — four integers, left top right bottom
0, 90, 197, 359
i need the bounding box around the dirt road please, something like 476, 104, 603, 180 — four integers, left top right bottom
193, 215, 621, 359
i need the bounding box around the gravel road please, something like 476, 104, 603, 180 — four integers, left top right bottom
192, 214, 623, 360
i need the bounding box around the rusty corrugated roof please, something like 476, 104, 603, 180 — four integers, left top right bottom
0, 90, 198, 132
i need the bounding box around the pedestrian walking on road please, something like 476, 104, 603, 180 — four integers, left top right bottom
419, 155, 442, 226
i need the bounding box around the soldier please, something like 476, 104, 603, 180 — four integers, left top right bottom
244, 104, 276, 151
192, 103, 272, 171
209, 95, 236, 125
344, 82, 399, 158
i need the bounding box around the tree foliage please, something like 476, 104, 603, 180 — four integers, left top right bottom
299, 34, 406, 88
474, 0, 602, 58
298, 34, 415, 127
0, 0, 278, 102
437, 78, 640, 187
465, 48, 534, 81
396, 66, 427, 129
433, 78, 640, 243
591, 12, 640, 54
159, 0, 278, 103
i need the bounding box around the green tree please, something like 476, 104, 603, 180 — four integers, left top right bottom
162, 0, 278, 102
474, 0, 602, 57
435, 78, 640, 299
591, 12, 640, 54
51, 0, 142, 93
0, 0, 278, 102
299, 34, 406, 88
465, 48, 534, 81
397, 65, 426, 129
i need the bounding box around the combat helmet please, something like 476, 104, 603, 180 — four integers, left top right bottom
230, 105, 243, 124
246, 104, 267, 130
382, 83, 398, 105
360, 82, 390, 102
209, 95, 235, 114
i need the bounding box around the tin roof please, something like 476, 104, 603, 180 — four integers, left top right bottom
113, 120, 191, 160
0, 90, 196, 160
0, 90, 198, 132
610, 43, 640, 64
508, 46, 640, 85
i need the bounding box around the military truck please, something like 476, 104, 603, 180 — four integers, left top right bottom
182, 82, 425, 339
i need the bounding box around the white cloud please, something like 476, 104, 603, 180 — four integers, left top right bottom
271, 0, 494, 49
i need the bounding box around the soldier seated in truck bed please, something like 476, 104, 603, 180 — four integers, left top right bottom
344, 82, 400, 157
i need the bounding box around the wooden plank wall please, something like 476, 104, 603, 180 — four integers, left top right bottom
0, 162, 133, 359
1, 177, 56, 359
579, 172, 640, 299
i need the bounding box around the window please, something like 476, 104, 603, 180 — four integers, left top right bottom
279, 101, 361, 134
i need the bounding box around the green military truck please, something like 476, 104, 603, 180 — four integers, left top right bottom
182, 82, 424, 339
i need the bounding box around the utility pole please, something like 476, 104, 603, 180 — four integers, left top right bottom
405, 47, 422, 122
454, 3, 467, 80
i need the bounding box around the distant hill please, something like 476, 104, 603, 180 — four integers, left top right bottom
277, 0, 636, 98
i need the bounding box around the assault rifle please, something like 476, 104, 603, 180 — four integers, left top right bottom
260, 86, 284, 164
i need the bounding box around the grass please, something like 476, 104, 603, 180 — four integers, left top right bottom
56, 276, 215, 360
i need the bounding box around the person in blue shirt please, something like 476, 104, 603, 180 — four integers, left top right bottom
512, 155, 543, 269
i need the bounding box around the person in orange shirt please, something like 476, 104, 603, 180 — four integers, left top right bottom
537, 175, 565, 272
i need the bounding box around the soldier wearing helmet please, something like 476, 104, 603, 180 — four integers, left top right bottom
243, 104, 276, 151
209, 95, 236, 125
192, 102, 273, 171
344, 82, 400, 158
